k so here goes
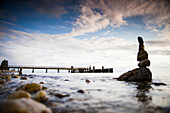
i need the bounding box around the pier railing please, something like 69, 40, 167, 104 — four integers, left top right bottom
0, 65, 113, 74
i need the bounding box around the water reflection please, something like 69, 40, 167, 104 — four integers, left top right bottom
133, 82, 152, 103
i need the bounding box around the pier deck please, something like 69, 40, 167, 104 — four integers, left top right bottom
0, 65, 113, 74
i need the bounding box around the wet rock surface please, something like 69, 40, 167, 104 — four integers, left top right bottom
13, 75, 20, 78
85, 79, 90, 83
40, 81, 44, 84
0, 74, 11, 81
77, 89, 85, 93
0, 85, 3, 88
20, 76, 28, 80
0, 80, 5, 84
16, 83, 42, 93
118, 67, 152, 82
33, 90, 48, 102
8, 90, 31, 99
152, 82, 167, 86
0, 98, 52, 113
55, 93, 70, 98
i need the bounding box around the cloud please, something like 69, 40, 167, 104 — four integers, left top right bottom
2, 29, 169, 75
145, 25, 170, 53
28, 0, 68, 18
0, 32, 6, 39
0, 30, 137, 70
72, 5, 110, 35
0, 0, 170, 74
131, 23, 142, 29
0, 20, 17, 26
73, 0, 170, 37
0, 29, 170, 75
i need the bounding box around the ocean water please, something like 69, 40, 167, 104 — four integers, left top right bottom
1, 70, 170, 113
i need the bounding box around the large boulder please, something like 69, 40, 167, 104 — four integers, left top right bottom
117, 67, 152, 82
0, 98, 52, 113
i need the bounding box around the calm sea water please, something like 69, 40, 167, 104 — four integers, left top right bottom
1, 69, 170, 113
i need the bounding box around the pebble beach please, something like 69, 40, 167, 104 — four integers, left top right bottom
0, 70, 169, 113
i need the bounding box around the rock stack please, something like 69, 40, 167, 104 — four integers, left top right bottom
117, 36, 152, 82
137, 36, 150, 68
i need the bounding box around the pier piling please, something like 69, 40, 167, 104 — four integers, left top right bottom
71, 66, 74, 73
19, 67, 22, 75
93, 66, 95, 72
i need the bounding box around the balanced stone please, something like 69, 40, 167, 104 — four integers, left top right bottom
137, 50, 148, 61
137, 36, 149, 62
117, 36, 152, 82
138, 36, 144, 50
138, 59, 150, 67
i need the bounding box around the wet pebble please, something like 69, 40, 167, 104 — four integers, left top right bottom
33, 90, 48, 102
11, 73, 15, 76
42, 86, 48, 90
39, 82, 44, 84
20, 77, 27, 80
86, 79, 90, 83
68, 98, 74, 101
16, 83, 42, 93
0, 80, 6, 84
1, 74, 11, 81
55, 93, 70, 98
64, 79, 69, 81
0, 98, 52, 113
13, 75, 19, 78
8, 90, 31, 99
77, 89, 85, 94
0, 84, 3, 88
101, 79, 106, 82
152, 82, 166, 86
69, 98, 88, 101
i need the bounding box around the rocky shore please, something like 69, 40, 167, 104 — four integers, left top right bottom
0, 72, 52, 113
0, 70, 168, 113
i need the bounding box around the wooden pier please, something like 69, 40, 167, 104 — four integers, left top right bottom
0, 65, 113, 74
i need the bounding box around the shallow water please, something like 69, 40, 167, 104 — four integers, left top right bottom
0, 72, 170, 113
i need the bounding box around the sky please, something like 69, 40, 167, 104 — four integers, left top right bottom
0, 0, 170, 74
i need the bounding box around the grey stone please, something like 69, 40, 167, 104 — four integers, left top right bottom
0, 98, 52, 113
137, 50, 148, 61
138, 59, 150, 67
117, 67, 152, 82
